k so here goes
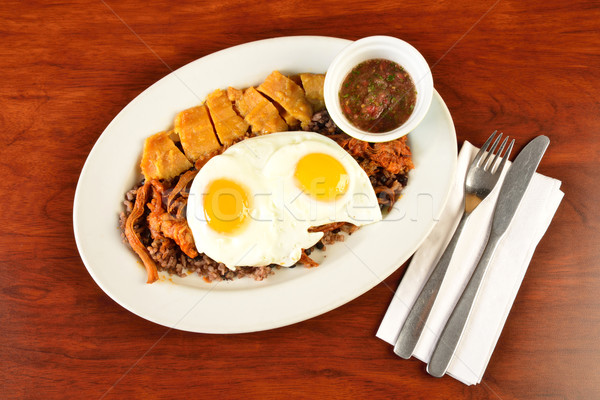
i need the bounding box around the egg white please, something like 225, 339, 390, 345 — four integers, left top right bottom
186, 131, 382, 269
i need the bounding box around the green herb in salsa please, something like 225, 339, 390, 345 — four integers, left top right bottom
339, 58, 417, 133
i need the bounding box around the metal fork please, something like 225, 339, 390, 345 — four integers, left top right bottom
393, 131, 514, 359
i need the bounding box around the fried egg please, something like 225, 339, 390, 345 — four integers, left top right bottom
186, 131, 382, 269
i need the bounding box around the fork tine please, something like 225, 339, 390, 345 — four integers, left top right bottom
488, 136, 509, 173
497, 139, 515, 173
472, 130, 497, 166
482, 132, 503, 169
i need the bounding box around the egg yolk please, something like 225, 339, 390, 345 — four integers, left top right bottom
203, 178, 250, 234
294, 153, 349, 201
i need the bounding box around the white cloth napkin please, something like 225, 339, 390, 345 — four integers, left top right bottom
376, 140, 564, 385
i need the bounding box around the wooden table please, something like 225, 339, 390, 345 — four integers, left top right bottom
2, 1, 599, 398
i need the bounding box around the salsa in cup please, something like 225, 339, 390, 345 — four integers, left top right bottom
339, 58, 417, 133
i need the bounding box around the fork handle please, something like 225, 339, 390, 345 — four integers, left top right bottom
393, 210, 471, 359
426, 232, 502, 378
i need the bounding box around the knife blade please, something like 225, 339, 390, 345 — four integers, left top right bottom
490, 135, 550, 236
426, 135, 550, 378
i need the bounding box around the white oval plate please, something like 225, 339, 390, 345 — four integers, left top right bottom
73, 36, 457, 334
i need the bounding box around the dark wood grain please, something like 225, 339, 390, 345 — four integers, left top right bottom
1, 0, 599, 398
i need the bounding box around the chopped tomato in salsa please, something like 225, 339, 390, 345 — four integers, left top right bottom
339, 58, 417, 133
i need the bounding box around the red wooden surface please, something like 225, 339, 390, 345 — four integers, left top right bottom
1, 0, 599, 398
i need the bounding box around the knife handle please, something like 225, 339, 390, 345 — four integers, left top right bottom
394, 211, 471, 359
426, 233, 502, 378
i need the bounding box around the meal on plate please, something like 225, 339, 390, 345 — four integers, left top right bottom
119, 70, 414, 283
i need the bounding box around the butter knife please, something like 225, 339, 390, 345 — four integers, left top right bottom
426, 135, 550, 378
